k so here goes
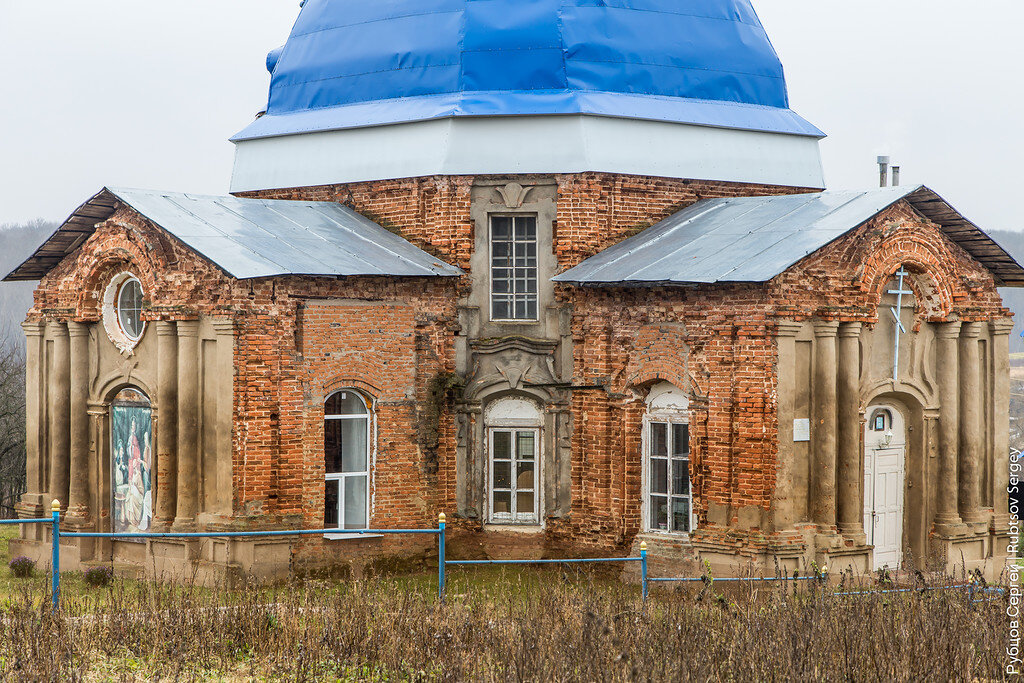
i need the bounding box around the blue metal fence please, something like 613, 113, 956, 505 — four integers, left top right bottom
0, 505, 1006, 611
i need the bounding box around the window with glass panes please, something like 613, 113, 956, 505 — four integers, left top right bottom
646, 421, 692, 533
490, 215, 538, 321
324, 391, 370, 529
488, 428, 539, 523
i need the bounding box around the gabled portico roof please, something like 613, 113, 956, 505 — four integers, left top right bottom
553, 185, 1024, 287
3, 187, 462, 281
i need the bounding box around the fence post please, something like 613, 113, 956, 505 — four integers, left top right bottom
438, 512, 446, 603
640, 541, 648, 600
51, 499, 60, 613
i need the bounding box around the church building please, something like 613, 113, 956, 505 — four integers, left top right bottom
6, 0, 1023, 581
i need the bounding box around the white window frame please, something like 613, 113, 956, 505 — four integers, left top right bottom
488, 214, 539, 323
642, 412, 695, 536
324, 390, 372, 531
487, 426, 541, 525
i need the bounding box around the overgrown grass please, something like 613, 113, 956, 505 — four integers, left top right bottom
0, 567, 1007, 681
0, 527, 1009, 680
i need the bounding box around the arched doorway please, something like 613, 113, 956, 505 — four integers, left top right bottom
110, 387, 153, 535
863, 402, 906, 570
485, 396, 543, 525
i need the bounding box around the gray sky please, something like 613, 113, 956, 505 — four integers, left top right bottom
1, 1, 1021, 231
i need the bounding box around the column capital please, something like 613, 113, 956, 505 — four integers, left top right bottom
155, 320, 177, 337
812, 319, 840, 338
67, 321, 91, 337
21, 320, 45, 337
176, 319, 201, 337
990, 318, 1015, 336
838, 322, 863, 338
935, 320, 963, 339
45, 319, 68, 335
959, 321, 983, 339
776, 320, 802, 338
211, 318, 235, 336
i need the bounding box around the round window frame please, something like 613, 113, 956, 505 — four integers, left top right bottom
102, 271, 147, 353
116, 276, 145, 342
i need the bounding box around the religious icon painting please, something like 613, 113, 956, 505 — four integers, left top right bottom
111, 388, 153, 538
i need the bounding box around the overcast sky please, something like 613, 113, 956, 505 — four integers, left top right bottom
0, 1, 1021, 231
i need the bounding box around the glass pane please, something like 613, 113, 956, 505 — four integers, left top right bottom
515, 217, 536, 240
672, 423, 689, 455
650, 496, 668, 531
526, 300, 537, 320
517, 432, 535, 460
516, 492, 535, 515
493, 431, 511, 459
493, 491, 511, 514
671, 497, 690, 533
118, 279, 144, 339
493, 461, 511, 489
325, 418, 367, 473
651, 458, 667, 494
514, 299, 528, 319
492, 279, 510, 294
516, 462, 534, 489
492, 299, 512, 320
491, 216, 511, 240
672, 458, 690, 496
324, 479, 339, 529
325, 391, 367, 416
344, 476, 367, 529
650, 423, 667, 456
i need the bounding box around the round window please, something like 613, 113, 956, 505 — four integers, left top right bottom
116, 277, 145, 341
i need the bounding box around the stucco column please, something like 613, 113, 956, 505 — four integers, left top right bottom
837, 322, 865, 543
935, 321, 967, 535
958, 322, 986, 530
47, 321, 71, 512
772, 321, 805, 529
812, 320, 839, 530
17, 321, 45, 518
65, 322, 91, 526
154, 321, 178, 529
991, 318, 1014, 532
172, 320, 200, 531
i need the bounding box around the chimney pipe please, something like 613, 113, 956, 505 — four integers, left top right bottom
891, 166, 901, 187
877, 156, 890, 188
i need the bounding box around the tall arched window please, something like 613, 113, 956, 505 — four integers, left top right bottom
111, 387, 153, 536
324, 390, 370, 529
644, 382, 693, 534
485, 397, 542, 525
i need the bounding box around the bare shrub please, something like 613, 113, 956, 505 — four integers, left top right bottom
0, 336, 26, 518
0, 571, 1007, 680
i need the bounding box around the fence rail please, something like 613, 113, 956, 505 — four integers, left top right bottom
2, 504, 1005, 611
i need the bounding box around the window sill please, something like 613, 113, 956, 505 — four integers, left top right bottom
484, 523, 545, 534
323, 533, 384, 541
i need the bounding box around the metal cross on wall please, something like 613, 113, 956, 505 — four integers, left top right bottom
887, 267, 912, 381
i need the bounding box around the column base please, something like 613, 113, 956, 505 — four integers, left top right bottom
16, 494, 45, 519
933, 515, 970, 538
837, 524, 867, 546
150, 518, 174, 532
171, 517, 198, 532
992, 512, 1012, 534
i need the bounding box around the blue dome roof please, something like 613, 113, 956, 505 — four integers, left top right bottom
233, 0, 822, 141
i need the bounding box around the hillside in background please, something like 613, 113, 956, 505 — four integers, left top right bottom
0, 221, 56, 346
989, 230, 1024, 355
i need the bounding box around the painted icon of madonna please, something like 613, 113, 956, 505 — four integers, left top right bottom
111, 388, 153, 538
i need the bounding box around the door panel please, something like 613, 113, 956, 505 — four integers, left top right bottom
863, 404, 906, 570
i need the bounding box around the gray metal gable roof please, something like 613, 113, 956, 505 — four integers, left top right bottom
4, 187, 462, 281
553, 185, 1024, 287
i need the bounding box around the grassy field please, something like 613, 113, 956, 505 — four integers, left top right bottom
0, 525, 1009, 681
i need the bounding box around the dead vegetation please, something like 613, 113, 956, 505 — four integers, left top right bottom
0, 567, 1007, 681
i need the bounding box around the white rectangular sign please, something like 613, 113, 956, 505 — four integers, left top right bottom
793, 418, 810, 442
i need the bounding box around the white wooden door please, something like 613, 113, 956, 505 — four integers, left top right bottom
863, 404, 906, 570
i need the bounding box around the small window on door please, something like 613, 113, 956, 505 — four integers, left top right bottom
324, 390, 370, 530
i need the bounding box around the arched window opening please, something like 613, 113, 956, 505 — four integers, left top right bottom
869, 408, 893, 432
324, 390, 370, 529
111, 387, 153, 536
485, 397, 542, 525
644, 382, 693, 534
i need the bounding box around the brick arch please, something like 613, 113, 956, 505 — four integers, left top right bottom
320, 377, 382, 405
861, 233, 958, 320
74, 241, 162, 323
625, 367, 690, 400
